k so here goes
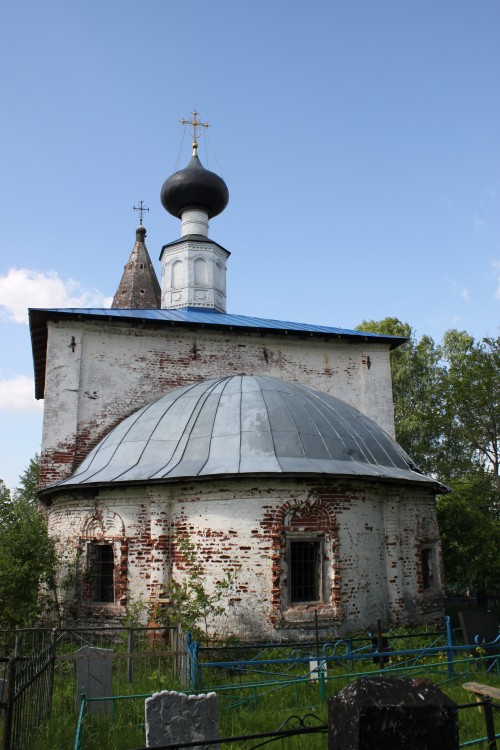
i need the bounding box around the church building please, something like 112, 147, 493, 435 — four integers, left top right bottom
29, 116, 445, 639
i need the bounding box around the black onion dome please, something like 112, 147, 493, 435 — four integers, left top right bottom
161, 154, 229, 219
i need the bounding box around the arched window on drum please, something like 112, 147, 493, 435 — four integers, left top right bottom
194, 257, 207, 286
171, 260, 183, 289
214, 262, 225, 293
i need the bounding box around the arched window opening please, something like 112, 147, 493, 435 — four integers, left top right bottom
421, 544, 437, 591
287, 536, 323, 604
194, 257, 207, 286
172, 260, 183, 289
87, 542, 115, 603
214, 262, 224, 292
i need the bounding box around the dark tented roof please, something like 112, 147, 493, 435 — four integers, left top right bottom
29, 307, 407, 400
112, 226, 161, 309
45, 375, 443, 494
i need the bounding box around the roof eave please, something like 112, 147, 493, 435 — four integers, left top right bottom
39, 470, 448, 502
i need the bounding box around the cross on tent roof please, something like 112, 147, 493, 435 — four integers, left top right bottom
133, 200, 149, 225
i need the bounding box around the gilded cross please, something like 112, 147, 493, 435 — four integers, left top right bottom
180, 110, 209, 154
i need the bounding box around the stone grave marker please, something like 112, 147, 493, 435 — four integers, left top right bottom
309, 658, 326, 682
75, 645, 114, 714
458, 610, 500, 654
145, 690, 219, 749
328, 676, 458, 749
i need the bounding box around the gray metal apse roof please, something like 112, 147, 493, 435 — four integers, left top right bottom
48, 376, 443, 493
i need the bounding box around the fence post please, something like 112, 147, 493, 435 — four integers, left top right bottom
2, 657, 16, 750
445, 615, 455, 678
483, 697, 498, 750
173, 623, 180, 679
189, 639, 199, 692
319, 663, 326, 703
185, 631, 192, 690
127, 627, 134, 684
47, 629, 57, 720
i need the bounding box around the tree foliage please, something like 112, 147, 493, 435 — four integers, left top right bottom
0, 455, 58, 626
356, 318, 500, 595
436, 472, 499, 595
161, 534, 237, 642
355, 317, 443, 473
15, 453, 41, 504
441, 332, 500, 488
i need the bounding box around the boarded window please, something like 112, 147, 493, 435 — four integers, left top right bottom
214, 262, 224, 292
172, 260, 183, 289
289, 539, 321, 603
87, 543, 115, 602
194, 257, 207, 285
421, 546, 435, 590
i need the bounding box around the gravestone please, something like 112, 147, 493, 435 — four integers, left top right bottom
309, 658, 327, 682
458, 610, 500, 655
328, 677, 458, 750
75, 645, 114, 714
145, 690, 219, 749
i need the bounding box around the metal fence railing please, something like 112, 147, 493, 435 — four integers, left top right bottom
0, 619, 498, 749
0, 623, 186, 749
1, 635, 56, 750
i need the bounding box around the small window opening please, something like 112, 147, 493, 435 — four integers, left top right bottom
87, 543, 115, 602
139, 263, 144, 269
289, 540, 321, 603
421, 547, 434, 590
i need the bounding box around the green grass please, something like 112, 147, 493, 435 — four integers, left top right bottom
13, 624, 499, 750
33, 652, 500, 750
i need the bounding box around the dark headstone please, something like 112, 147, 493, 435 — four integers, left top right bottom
458, 611, 499, 650
328, 677, 459, 750
370, 635, 390, 666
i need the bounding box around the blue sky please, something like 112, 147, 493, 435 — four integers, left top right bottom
1, 1, 499, 489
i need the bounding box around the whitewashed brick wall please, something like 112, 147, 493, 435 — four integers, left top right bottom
40, 319, 395, 488
47, 478, 443, 638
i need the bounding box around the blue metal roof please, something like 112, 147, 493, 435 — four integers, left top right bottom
29, 306, 407, 399
29, 306, 405, 341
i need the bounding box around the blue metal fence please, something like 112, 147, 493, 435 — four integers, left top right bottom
186, 616, 500, 692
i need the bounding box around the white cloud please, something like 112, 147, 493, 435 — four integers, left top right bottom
492, 260, 500, 300
446, 276, 470, 303
0, 268, 112, 324
442, 195, 456, 211
0, 375, 43, 413
473, 189, 497, 229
